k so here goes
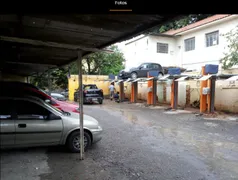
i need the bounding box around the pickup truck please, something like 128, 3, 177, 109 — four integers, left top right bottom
74, 84, 104, 104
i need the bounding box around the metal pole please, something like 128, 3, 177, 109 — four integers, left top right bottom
152, 79, 157, 105
119, 81, 124, 102
210, 76, 216, 113
173, 80, 178, 109
134, 82, 138, 103
77, 50, 84, 160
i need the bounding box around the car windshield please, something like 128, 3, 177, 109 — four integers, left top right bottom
42, 100, 63, 114
84, 85, 97, 90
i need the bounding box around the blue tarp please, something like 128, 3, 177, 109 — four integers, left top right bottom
205, 64, 219, 74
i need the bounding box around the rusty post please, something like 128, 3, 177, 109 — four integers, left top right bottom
131, 82, 134, 103
200, 66, 208, 113
147, 73, 153, 105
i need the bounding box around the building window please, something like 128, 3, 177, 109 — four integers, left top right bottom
157, 43, 168, 53
184, 37, 195, 52
206, 31, 219, 47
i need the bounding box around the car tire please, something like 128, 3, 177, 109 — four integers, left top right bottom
67, 130, 92, 153
99, 99, 103, 104
131, 72, 137, 79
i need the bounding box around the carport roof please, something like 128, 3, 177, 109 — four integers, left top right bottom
0, 14, 182, 76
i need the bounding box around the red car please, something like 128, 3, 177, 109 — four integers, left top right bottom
28, 87, 80, 113
0, 81, 80, 113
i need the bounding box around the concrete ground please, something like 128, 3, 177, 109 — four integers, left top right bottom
1, 100, 238, 180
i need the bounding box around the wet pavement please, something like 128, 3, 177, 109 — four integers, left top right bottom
1, 100, 238, 180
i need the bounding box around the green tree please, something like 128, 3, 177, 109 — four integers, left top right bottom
148, 14, 213, 33
69, 45, 125, 75
220, 26, 238, 69
51, 68, 68, 89
30, 68, 68, 90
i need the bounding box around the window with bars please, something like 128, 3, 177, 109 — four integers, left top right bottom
184, 37, 195, 52
157, 43, 168, 53
206, 31, 219, 47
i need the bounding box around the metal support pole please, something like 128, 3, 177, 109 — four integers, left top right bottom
210, 76, 216, 113
173, 80, 178, 109
119, 81, 124, 102
134, 82, 138, 103
77, 50, 84, 160
131, 83, 134, 103
152, 79, 157, 105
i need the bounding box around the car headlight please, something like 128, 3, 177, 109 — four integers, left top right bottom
98, 125, 102, 130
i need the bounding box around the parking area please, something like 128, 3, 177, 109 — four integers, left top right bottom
1, 100, 238, 180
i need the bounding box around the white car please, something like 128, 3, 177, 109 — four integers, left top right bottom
0, 96, 103, 152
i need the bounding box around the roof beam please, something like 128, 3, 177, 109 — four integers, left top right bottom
6, 61, 57, 67
0, 36, 113, 53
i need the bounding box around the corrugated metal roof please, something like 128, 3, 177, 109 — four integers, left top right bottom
0, 14, 182, 76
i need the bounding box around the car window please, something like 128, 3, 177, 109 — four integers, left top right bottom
15, 100, 50, 120
147, 64, 153, 69
0, 99, 13, 120
153, 64, 160, 69
141, 63, 149, 69
85, 85, 97, 90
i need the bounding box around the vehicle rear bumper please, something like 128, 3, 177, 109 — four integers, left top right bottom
84, 97, 103, 103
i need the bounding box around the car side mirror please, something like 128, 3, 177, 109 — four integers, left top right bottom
48, 113, 61, 120
139, 66, 142, 69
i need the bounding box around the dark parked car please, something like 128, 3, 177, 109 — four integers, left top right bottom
119, 62, 164, 79
74, 84, 104, 104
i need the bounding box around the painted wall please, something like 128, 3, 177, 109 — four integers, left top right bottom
124, 80, 238, 113
68, 75, 238, 113
175, 16, 238, 71
124, 35, 177, 70
68, 75, 120, 101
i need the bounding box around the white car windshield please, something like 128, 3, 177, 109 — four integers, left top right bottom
44, 101, 64, 115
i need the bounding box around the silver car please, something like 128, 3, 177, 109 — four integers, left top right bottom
0, 96, 102, 152
50, 93, 67, 101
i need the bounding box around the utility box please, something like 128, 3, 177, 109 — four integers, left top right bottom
202, 87, 210, 95
168, 68, 181, 75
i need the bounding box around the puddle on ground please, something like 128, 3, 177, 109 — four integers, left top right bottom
122, 111, 138, 124
164, 110, 192, 114
153, 125, 238, 178
120, 110, 154, 127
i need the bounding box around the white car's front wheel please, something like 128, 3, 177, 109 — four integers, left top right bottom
67, 131, 92, 153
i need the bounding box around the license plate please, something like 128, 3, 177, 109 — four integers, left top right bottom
92, 98, 97, 101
